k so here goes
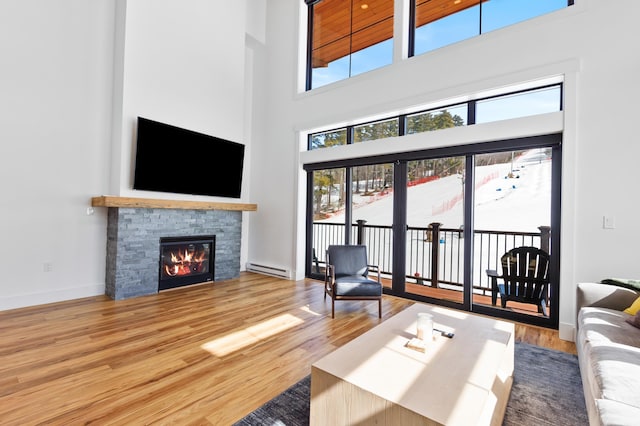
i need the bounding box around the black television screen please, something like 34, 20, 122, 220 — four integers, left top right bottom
133, 117, 244, 198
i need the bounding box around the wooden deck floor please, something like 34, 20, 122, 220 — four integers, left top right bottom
402, 282, 549, 317
0, 272, 575, 425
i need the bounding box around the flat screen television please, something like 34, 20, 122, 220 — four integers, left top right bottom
133, 117, 244, 198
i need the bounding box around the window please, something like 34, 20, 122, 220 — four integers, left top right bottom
411, 0, 573, 57
309, 128, 348, 150
475, 85, 562, 123
308, 84, 562, 151
406, 105, 467, 134
354, 118, 399, 142
306, 0, 394, 90
305, 1, 573, 90
481, 0, 572, 33
413, 0, 481, 56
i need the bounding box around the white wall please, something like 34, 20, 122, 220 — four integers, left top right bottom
0, 0, 255, 310
0, 0, 115, 309
112, 0, 248, 199
251, 0, 640, 339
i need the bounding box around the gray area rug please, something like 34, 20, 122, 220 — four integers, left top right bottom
234, 341, 588, 425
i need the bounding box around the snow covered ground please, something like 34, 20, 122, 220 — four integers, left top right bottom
321, 149, 551, 233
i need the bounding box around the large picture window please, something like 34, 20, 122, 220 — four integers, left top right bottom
412, 0, 574, 57
306, 0, 394, 90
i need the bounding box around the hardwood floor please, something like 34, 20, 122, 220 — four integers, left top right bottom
0, 272, 576, 425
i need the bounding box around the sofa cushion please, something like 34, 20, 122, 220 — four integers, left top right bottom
586, 343, 640, 408
626, 311, 640, 329
596, 399, 640, 426
579, 307, 640, 411
334, 276, 382, 297
579, 307, 640, 348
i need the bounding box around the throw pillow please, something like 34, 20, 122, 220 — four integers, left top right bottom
601, 278, 640, 292
623, 296, 640, 315
626, 310, 640, 329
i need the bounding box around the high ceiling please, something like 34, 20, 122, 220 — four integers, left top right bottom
312, 0, 485, 67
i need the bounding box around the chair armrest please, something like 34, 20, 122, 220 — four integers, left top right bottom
367, 264, 381, 282
486, 269, 499, 278
577, 282, 639, 312
325, 264, 334, 283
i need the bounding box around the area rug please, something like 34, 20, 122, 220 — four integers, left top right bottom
233, 341, 588, 426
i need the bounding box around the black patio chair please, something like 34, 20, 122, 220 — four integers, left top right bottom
324, 245, 382, 318
486, 246, 550, 317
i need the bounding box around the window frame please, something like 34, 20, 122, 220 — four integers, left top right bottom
305, 0, 395, 90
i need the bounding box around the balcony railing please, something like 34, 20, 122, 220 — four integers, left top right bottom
312, 221, 551, 297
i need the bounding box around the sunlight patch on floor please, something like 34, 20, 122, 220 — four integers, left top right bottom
299, 304, 323, 316
201, 313, 305, 357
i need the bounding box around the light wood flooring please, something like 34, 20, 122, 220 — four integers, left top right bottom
0, 272, 576, 425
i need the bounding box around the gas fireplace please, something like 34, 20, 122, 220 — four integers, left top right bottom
159, 235, 215, 291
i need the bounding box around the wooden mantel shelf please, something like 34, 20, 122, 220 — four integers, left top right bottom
91, 196, 257, 212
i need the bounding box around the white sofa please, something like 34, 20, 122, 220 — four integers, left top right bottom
576, 282, 640, 426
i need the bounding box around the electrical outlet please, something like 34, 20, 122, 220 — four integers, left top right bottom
43, 262, 53, 272
603, 216, 616, 229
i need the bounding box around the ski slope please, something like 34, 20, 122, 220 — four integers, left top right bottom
321, 149, 551, 233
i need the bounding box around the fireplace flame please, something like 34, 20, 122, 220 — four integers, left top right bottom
163, 247, 207, 277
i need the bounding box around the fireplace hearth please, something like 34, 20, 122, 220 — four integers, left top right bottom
159, 235, 215, 291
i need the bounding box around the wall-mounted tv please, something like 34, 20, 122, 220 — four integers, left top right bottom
133, 117, 244, 198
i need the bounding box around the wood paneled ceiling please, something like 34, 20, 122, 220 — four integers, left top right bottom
312, 0, 485, 67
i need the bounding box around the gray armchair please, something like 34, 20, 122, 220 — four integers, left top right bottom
324, 245, 383, 318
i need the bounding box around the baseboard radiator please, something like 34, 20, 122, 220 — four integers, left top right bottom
245, 262, 292, 279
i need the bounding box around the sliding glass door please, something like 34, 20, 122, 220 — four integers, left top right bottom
306, 136, 561, 328
309, 164, 394, 287
350, 164, 394, 289
405, 156, 465, 305
472, 148, 554, 320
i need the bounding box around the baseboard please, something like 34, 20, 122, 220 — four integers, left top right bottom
245, 262, 292, 279
0, 283, 104, 311
558, 321, 576, 342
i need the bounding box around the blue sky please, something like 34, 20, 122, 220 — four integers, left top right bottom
313, 0, 568, 88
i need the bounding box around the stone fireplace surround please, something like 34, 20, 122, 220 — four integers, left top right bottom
91, 196, 257, 300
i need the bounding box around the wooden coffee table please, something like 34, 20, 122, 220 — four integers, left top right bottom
310, 303, 514, 426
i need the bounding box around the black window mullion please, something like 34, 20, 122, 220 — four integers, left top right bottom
468, 100, 477, 126
463, 155, 475, 310
345, 167, 353, 244
392, 160, 407, 294
408, 0, 416, 58
305, 169, 315, 276
399, 114, 407, 136
305, 2, 314, 91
